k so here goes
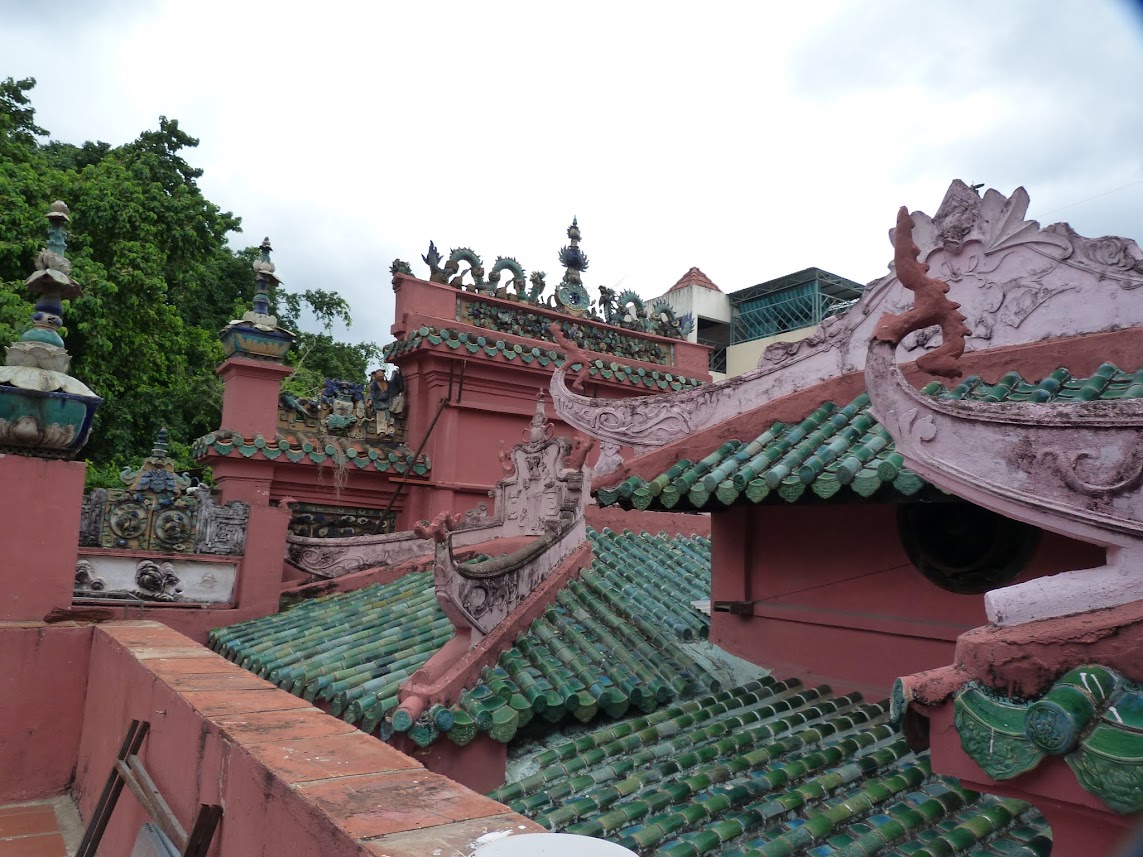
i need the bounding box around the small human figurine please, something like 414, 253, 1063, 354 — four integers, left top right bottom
369, 367, 405, 436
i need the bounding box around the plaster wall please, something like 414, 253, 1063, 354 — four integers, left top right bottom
0, 623, 92, 801
725, 327, 814, 377
710, 504, 1104, 697
216, 357, 293, 439
0, 455, 86, 621
655, 285, 732, 339
72, 622, 540, 857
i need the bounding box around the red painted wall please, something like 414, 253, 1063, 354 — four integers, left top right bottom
71, 622, 539, 857
0, 455, 86, 622
391, 276, 712, 527
710, 503, 1104, 697
0, 624, 92, 801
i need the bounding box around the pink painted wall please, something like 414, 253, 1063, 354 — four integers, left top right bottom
73, 622, 541, 857
391, 276, 712, 527
0, 623, 92, 801
0, 455, 86, 622
217, 356, 293, 439
710, 503, 1104, 697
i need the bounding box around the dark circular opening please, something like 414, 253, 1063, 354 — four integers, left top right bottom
898, 502, 1041, 594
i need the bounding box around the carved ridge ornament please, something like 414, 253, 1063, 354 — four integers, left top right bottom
426, 394, 593, 639
952, 665, 1143, 814
865, 200, 1143, 627
552, 180, 1143, 471
1037, 448, 1143, 498
550, 366, 719, 476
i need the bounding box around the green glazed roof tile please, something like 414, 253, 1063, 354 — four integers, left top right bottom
492, 680, 1051, 856
603, 362, 1143, 512
209, 528, 715, 748
381, 325, 707, 392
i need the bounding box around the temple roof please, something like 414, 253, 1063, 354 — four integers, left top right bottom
668, 267, 722, 293
597, 362, 1143, 512
383, 325, 707, 392
493, 678, 1052, 855
193, 429, 430, 475
210, 529, 717, 747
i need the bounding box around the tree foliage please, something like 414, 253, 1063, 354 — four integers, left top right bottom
0, 78, 380, 483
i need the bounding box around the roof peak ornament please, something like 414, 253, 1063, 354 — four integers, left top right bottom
555, 216, 591, 315
220, 235, 295, 361
0, 200, 101, 457
865, 201, 1143, 628
872, 207, 972, 379
552, 179, 1143, 479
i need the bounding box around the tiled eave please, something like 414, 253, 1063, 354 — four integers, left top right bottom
193, 429, 431, 476
492, 676, 1052, 855
210, 530, 714, 749
382, 325, 707, 393
597, 361, 1143, 513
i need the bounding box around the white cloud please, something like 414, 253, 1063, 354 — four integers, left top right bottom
4, 0, 1142, 345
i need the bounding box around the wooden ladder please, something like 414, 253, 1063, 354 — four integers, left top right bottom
76, 720, 222, 857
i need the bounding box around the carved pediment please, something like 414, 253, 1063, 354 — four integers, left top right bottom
865, 202, 1143, 627
554, 180, 1143, 473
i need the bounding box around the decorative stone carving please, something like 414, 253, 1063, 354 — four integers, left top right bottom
953, 665, 1142, 814
286, 502, 395, 539
277, 370, 407, 443
872, 207, 971, 378
463, 502, 489, 527
427, 393, 592, 639
78, 434, 248, 558
74, 559, 105, 593
282, 396, 591, 579
414, 219, 691, 341
73, 555, 237, 603
550, 361, 720, 475
79, 488, 108, 547
865, 203, 1143, 627
192, 487, 249, 555
555, 180, 1143, 469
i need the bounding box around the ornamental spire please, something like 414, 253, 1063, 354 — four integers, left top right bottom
558, 216, 589, 281
219, 235, 295, 361
251, 237, 280, 317
0, 201, 101, 457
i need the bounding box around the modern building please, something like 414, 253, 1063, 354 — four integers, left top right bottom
653, 266, 864, 379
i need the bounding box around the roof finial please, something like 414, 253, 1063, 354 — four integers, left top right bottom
151, 426, 170, 460
554, 217, 591, 314
0, 200, 101, 457
251, 237, 280, 317
220, 235, 294, 361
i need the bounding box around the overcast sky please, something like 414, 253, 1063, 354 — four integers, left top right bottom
4, 1, 1142, 346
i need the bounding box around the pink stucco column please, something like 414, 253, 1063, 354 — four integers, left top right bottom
217, 356, 294, 438
0, 454, 86, 620
210, 354, 296, 615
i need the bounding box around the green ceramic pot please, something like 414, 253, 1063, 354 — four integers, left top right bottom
0, 385, 101, 457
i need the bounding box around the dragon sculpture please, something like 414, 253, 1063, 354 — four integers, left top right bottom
872, 207, 972, 378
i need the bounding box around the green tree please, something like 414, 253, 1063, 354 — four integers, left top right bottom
0, 78, 381, 483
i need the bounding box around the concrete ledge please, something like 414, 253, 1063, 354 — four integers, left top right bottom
75, 621, 541, 856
